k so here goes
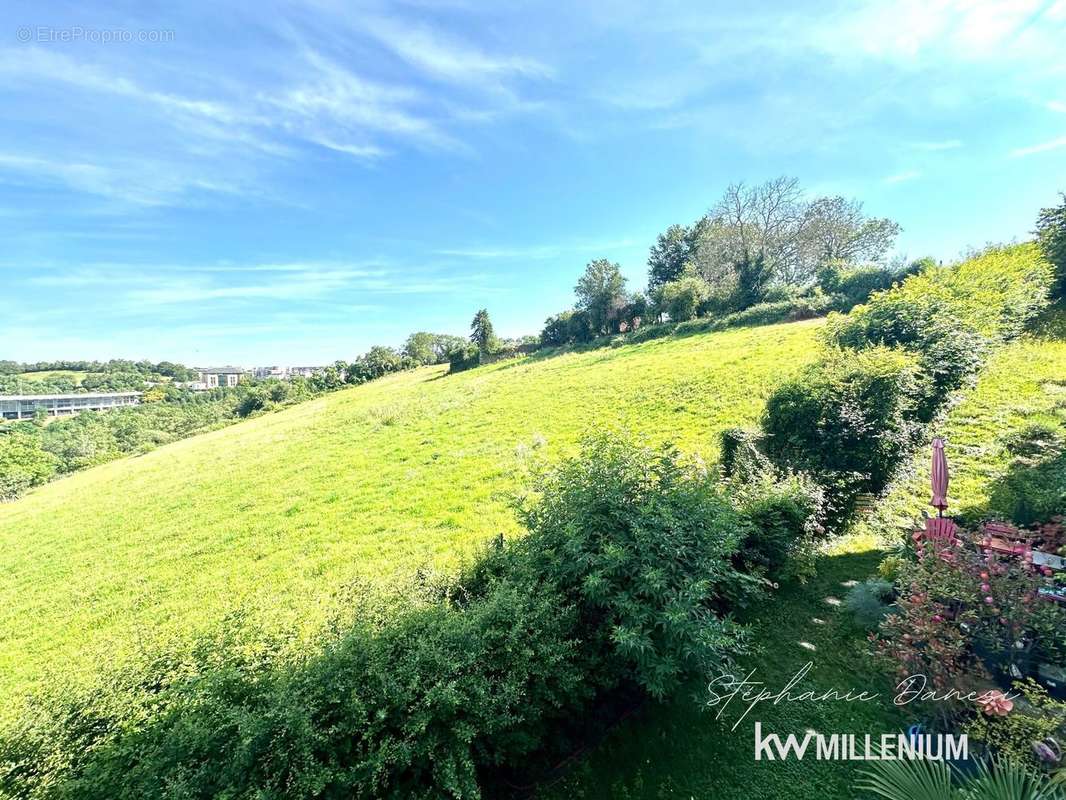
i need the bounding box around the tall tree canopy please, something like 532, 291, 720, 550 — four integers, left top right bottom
470, 309, 496, 353
1036, 193, 1066, 297
575, 259, 628, 335
647, 224, 698, 289
653, 177, 901, 295
801, 195, 901, 268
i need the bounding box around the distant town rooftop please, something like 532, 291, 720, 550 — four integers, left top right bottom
197, 366, 246, 374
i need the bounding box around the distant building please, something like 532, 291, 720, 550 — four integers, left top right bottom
196, 366, 247, 388
0, 391, 141, 420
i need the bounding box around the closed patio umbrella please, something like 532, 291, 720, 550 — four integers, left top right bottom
930, 437, 949, 517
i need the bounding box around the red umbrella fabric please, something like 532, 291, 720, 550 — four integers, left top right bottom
930, 437, 949, 515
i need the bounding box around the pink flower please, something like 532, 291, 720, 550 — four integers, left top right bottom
980, 583, 991, 592
984, 596, 995, 604
931, 614, 944, 623
977, 691, 1013, 717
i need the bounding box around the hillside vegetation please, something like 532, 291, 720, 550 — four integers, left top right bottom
0, 318, 823, 723
542, 306, 1066, 800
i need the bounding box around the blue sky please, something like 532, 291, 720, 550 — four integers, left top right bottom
2, 0, 1065, 366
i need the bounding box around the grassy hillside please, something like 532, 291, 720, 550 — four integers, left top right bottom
857, 306, 1066, 542
0, 319, 822, 723
536, 308, 1066, 800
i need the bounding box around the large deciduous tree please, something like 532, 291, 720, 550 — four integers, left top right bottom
403, 332, 438, 365
800, 196, 900, 268
664, 177, 901, 299
647, 224, 698, 289
575, 259, 628, 335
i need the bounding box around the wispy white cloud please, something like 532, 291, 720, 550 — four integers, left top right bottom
264, 49, 455, 153
884, 169, 922, 184
1010, 135, 1066, 157
360, 16, 551, 87
1049, 100, 1066, 113
0, 152, 250, 206
25, 260, 504, 308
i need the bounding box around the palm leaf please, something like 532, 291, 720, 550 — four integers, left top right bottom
856, 757, 957, 800
964, 759, 1066, 800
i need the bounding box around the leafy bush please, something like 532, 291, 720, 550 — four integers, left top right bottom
986, 424, 1066, 526
729, 471, 825, 583
447, 343, 481, 373
654, 269, 710, 322
964, 679, 1066, 773
762, 347, 923, 527
0, 429, 59, 500
816, 261, 897, 305
510, 433, 758, 696
719, 427, 771, 482
538, 309, 596, 347
717, 294, 840, 328
826, 284, 989, 420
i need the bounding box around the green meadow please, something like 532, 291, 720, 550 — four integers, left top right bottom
0, 319, 822, 725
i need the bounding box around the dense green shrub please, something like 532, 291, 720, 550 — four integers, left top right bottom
719, 427, 771, 482
826, 244, 1053, 421
815, 261, 896, 305
538, 308, 597, 347
828, 292, 987, 421
654, 269, 710, 322
716, 294, 841, 329
762, 347, 923, 526
729, 471, 825, 583
446, 343, 481, 373
0, 429, 59, 500
510, 433, 758, 696
829, 244, 1052, 351
986, 423, 1066, 525
719, 428, 826, 583
1, 434, 757, 799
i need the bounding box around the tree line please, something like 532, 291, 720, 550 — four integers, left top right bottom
533, 176, 916, 348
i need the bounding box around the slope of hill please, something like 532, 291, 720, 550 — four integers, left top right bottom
539, 307, 1066, 800
0, 319, 823, 722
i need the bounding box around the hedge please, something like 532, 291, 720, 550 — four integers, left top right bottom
762, 243, 1055, 530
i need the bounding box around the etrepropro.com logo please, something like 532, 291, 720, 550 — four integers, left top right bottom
753, 723, 968, 761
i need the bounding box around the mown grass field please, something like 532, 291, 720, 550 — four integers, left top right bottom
536, 307, 1066, 799
16, 370, 90, 384
0, 319, 823, 725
